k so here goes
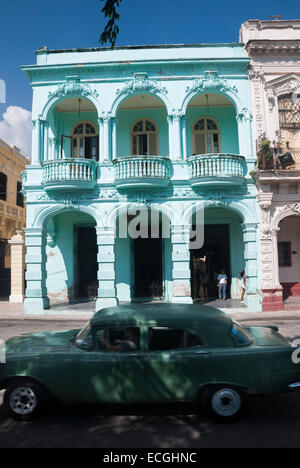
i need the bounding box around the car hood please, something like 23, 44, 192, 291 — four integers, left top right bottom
5, 329, 79, 355
246, 326, 291, 347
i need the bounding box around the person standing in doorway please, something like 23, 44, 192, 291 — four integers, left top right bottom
240, 270, 246, 305
217, 270, 227, 300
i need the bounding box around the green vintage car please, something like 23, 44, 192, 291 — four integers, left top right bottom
0, 304, 299, 421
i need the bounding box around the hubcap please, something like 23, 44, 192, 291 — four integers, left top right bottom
9, 387, 37, 415
211, 388, 241, 417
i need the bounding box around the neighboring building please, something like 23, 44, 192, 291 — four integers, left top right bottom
0, 139, 28, 298
22, 43, 260, 314
240, 19, 300, 311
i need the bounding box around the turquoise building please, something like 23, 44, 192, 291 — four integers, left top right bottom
22, 43, 261, 314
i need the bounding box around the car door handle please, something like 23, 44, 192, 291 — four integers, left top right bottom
194, 351, 208, 355
129, 353, 144, 358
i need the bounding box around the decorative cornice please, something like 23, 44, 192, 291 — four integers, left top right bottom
236, 107, 253, 121
186, 71, 238, 95
48, 79, 99, 100
116, 73, 168, 97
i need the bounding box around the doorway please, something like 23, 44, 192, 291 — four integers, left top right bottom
76, 226, 98, 299
133, 236, 163, 299
190, 224, 231, 300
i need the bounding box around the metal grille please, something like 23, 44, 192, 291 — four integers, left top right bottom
278, 93, 300, 129
278, 242, 292, 267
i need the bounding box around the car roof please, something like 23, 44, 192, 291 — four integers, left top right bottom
91, 304, 233, 342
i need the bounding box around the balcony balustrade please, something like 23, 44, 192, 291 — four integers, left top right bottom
113, 156, 171, 190
0, 201, 25, 223
42, 158, 97, 191
187, 153, 246, 188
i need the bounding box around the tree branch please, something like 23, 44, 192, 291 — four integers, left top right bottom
99, 0, 123, 48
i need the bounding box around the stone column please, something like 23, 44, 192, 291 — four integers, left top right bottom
98, 117, 105, 162
167, 115, 173, 157
103, 113, 111, 161
171, 225, 193, 304
171, 111, 182, 159
249, 69, 266, 142
96, 227, 118, 311
236, 109, 253, 157
241, 223, 260, 311
23, 228, 50, 314
43, 120, 49, 161
111, 117, 117, 160
31, 118, 42, 164
8, 231, 25, 303
182, 115, 187, 159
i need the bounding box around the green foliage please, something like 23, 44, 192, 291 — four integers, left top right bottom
257, 138, 274, 170
99, 0, 123, 48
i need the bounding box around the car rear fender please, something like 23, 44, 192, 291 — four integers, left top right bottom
197, 382, 249, 399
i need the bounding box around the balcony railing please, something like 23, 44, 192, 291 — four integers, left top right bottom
0, 200, 25, 223
187, 153, 246, 188
42, 158, 97, 191
113, 156, 171, 190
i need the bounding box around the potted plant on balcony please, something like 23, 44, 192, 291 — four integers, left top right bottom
257, 139, 274, 170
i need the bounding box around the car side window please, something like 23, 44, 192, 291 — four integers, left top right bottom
96, 327, 141, 352
148, 327, 204, 351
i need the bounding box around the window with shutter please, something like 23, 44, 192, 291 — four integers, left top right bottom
71, 122, 99, 160
131, 119, 158, 156
192, 117, 220, 154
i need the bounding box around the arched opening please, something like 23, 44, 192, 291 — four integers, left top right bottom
189, 207, 244, 305
44, 210, 97, 305
116, 94, 168, 158
186, 93, 238, 156
278, 215, 300, 301
47, 97, 99, 161
115, 207, 172, 302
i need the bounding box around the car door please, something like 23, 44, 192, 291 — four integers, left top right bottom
76, 325, 145, 404
144, 326, 211, 402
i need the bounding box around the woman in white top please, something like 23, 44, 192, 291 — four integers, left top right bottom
240, 271, 246, 305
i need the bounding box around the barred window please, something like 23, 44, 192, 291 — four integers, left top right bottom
278, 93, 300, 129
278, 241, 292, 267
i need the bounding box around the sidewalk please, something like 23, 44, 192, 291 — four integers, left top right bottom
1, 301, 300, 323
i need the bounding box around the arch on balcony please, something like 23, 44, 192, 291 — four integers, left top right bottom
40, 82, 103, 121
181, 72, 242, 115
110, 77, 172, 118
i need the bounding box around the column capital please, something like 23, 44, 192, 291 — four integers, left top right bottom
96, 226, 116, 237
24, 227, 47, 237
241, 222, 258, 233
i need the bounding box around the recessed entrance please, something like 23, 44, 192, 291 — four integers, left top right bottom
190, 224, 231, 300
76, 226, 98, 299
133, 236, 163, 299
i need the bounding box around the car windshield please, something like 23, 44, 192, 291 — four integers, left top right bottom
75, 322, 94, 350
229, 322, 253, 347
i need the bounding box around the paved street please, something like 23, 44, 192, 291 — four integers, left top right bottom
1, 316, 300, 448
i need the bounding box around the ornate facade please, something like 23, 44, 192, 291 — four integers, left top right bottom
0, 139, 28, 298
22, 44, 260, 314
241, 20, 300, 310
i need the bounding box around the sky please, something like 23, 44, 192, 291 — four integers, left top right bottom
0, 0, 299, 157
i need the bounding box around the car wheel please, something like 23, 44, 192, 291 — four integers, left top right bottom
201, 386, 247, 422
4, 382, 47, 421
